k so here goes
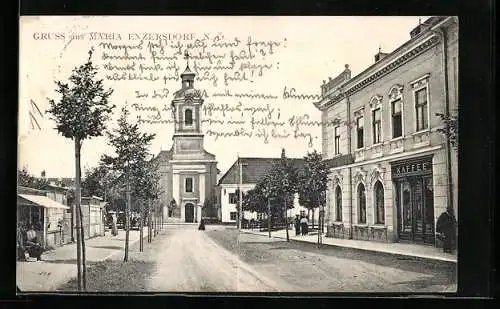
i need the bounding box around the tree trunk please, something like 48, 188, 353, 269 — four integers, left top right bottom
148, 199, 152, 243
78, 202, 87, 290
312, 208, 315, 229
153, 205, 156, 238
124, 174, 130, 262
285, 197, 289, 242
140, 200, 144, 252
74, 138, 82, 291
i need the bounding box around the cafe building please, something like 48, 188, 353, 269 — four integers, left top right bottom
314, 16, 458, 248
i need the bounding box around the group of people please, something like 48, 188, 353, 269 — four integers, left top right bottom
17, 223, 44, 261
294, 215, 309, 236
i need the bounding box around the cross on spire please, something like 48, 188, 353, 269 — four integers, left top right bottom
184, 49, 190, 67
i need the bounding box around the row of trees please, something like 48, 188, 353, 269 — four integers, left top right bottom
45, 49, 161, 292
241, 150, 330, 242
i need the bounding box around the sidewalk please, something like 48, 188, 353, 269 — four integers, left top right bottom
242, 228, 457, 263
17, 228, 150, 292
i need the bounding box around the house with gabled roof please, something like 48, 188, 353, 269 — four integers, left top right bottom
217, 149, 319, 224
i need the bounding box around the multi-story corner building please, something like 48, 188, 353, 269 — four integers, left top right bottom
314, 16, 458, 247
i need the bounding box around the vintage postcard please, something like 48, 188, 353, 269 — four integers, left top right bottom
17, 16, 458, 293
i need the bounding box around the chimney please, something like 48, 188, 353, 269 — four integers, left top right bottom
410, 17, 431, 38
41, 170, 46, 178
374, 47, 389, 63
281, 148, 286, 159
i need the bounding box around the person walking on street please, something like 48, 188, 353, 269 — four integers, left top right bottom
436, 207, 457, 253
294, 215, 301, 236
111, 213, 118, 236
198, 218, 206, 231
300, 216, 308, 236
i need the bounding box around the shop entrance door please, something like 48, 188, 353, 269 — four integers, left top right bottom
396, 176, 435, 244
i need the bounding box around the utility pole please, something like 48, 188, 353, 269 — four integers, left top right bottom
238, 156, 243, 230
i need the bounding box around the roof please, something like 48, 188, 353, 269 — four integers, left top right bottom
218, 157, 305, 185
45, 177, 75, 187
181, 64, 195, 77
18, 194, 70, 209
315, 17, 453, 110
18, 186, 47, 196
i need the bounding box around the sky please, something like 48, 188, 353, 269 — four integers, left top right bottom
18, 16, 429, 179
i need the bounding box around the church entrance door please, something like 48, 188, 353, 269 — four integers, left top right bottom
185, 203, 194, 223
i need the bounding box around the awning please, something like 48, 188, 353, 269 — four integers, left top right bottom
18, 194, 70, 209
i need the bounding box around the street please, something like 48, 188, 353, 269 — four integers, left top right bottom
19, 224, 456, 293
147, 226, 289, 292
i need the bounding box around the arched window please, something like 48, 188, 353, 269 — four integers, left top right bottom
374, 181, 385, 224
335, 186, 342, 221
184, 109, 193, 126
358, 183, 366, 223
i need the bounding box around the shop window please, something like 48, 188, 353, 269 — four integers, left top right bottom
358, 183, 366, 223
374, 181, 385, 224
185, 177, 193, 193
335, 185, 342, 221
184, 109, 193, 126
334, 126, 341, 155
392, 99, 403, 138
356, 116, 364, 148
415, 88, 429, 131
372, 108, 381, 144
230, 212, 237, 221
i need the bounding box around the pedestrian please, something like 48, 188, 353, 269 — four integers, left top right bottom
436, 207, 457, 253
25, 225, 44, 261
300, 216, 308, 235
111, 213, 118, 236
17, 223, 26, 261
294, 215, 301, 236
198, 218, 205, 231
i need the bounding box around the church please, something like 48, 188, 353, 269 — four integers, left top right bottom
154, 60, 219, 223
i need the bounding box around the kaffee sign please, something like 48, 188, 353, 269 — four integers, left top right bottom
391, 155, 433, 178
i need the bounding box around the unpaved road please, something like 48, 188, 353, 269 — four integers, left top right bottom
147, 225, 291, 292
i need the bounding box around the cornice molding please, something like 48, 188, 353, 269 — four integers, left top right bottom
318, 34, 440, 110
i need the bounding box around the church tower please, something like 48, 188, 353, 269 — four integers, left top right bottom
159, 51, 218, 223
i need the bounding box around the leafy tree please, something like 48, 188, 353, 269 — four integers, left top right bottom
436, 110, 458, 150
17, 168, 50, 190
267, 152, 298, 241
297, 151, 329, 232
242, 186, 267, 214
101, 107, 155, 261
131, 157, 161, 250
46, 49, 114, 291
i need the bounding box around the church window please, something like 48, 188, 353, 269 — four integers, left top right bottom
185, 178, 193, 193
185, 109, 193, 126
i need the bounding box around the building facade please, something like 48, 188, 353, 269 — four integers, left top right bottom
155, 64, 219, 223
17, 185, 71, 248
315, 17, 458, 247
217, 153, 320, 224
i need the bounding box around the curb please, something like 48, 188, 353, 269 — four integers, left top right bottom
241, 231, 457, 265
104, 229, 164, 261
